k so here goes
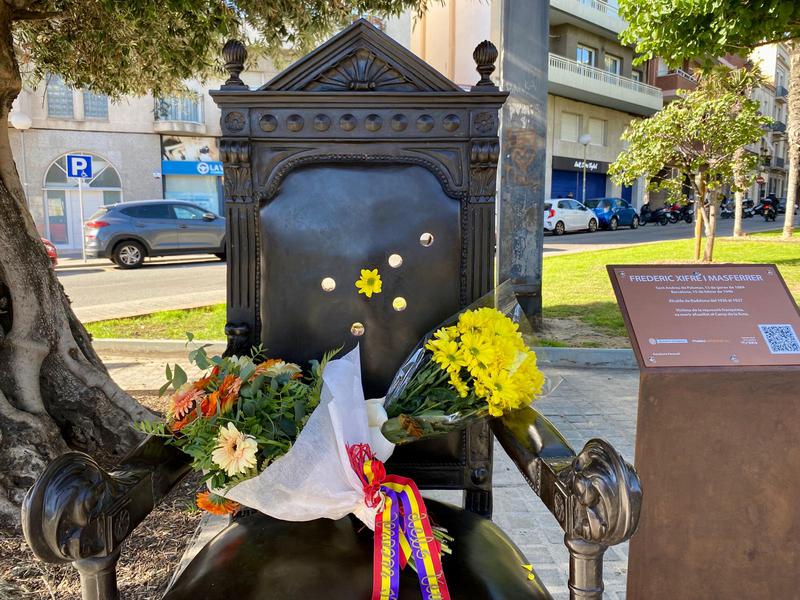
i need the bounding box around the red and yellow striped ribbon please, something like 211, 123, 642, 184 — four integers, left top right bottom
350, 444, 450, 600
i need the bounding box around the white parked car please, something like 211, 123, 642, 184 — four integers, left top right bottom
543, 199, 598, 235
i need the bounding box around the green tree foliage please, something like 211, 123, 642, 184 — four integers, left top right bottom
13, 1, 435, 98
610, 68, 770, 261
618, 1, 800, 65
617, 0, 800, 239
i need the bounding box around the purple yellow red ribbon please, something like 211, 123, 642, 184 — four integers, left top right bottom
348, 444, 450, 600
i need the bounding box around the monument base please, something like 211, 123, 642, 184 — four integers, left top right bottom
627, 367, 800, 599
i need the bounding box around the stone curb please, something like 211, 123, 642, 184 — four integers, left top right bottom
93, 338, 227, 356
535, 346, 636, 369
56, 255, 219, 270
95, 338, 637, 369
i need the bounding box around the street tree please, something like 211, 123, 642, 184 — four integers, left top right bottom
618, 0, 800, 239
610, 68, 769, 262
0, 0, 431, 527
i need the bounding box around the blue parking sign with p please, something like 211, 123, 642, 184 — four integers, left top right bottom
66, 154, 93, 179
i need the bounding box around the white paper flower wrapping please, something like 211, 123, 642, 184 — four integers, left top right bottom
217, 345, 394, 528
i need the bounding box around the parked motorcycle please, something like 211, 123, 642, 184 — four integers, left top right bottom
640, 203, 669, 226
758, 197, 778, 222
741, 199, 755, 219
664, 201, 693, 224
666, 202, 682, 224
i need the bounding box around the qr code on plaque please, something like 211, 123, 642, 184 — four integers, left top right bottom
758, 324, 800, 354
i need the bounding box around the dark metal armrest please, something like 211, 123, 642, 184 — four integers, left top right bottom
22, 435, 191, 600
492, 407, 642, 600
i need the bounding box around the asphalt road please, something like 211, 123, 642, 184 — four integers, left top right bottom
543, 215, 793, 255
58, 257, 226, 322
57, 217, 794, 322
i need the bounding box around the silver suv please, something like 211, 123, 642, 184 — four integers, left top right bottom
84, 200, 226, 268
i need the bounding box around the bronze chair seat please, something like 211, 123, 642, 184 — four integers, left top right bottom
165, 499, 551, 600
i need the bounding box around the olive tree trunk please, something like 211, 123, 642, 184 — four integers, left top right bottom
0, 5, 151, 529
703, 190, 719, 262
783, 41, 800, 239
693, 172, 707, 260
732, 147, 747, 238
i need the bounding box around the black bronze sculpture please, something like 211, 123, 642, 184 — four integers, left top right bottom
22, 20, 640, 600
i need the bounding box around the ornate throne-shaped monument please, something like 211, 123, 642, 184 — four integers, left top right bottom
22, 20, 641, 600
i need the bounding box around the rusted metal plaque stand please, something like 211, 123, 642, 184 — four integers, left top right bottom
608, 265, 800, 599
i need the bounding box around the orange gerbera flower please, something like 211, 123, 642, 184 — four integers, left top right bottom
170, 410, 197, 432
200, 391, 219, 417
218, 374, 243, 413
196, 491, 239, 516
169, 383, 206, 421
193, 376, 213, 391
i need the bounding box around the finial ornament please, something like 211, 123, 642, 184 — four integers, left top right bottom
222, 39, 248, 88
472, 40, 499, 90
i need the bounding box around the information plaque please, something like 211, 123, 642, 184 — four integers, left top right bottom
616, 263, 800, 599
608, 264, 800, 368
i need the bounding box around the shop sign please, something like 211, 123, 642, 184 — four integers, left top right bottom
552, 155, 610, 174
161, 160, 224, 176
161, 135, 222, 176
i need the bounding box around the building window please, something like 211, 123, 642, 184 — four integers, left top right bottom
631, 69, 642, 82
576, 45, 596, 67
604, 53, 622, 75
657, 59, 669, 76
155, 95, 203, 123
46, 75, 74, 118
83, 91, 109, 119
560, 112, 581, 142
588, 118, 607, 146
777, 70, 785, 89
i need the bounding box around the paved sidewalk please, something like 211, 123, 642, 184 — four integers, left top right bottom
104, 354, 638, 599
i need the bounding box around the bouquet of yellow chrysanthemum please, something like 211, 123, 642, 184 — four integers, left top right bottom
381, 282, 547, 443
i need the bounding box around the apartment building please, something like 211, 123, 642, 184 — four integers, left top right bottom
749, 43, 791, 202
653, 46, 792, 203
8, 66, 277, 255
389, 0, 662, 207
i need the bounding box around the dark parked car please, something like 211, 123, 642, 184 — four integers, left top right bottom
84, 200, 226, 268
583, 197, 640, 230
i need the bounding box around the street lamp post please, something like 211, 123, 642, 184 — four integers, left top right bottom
579, 133, 592, 201
9, 110, 32, 207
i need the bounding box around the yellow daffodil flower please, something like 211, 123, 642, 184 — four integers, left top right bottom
355, 268, 382, 298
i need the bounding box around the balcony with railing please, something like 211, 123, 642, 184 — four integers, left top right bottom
549, 0, 625, 35
655, 69, 697, 102
548, 53, 663, 115
153, 95, 206, 134
771, 121, 787, 136
775, 85, 788, 101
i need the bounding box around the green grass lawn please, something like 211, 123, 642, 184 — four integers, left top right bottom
86, 236, 800, 343
542, 236, 800, 337
86, 304, 226, 340
748, 228, 794, 239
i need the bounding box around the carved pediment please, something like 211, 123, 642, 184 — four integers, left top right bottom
261, 19, 462, 93
303, 48, 418, 92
